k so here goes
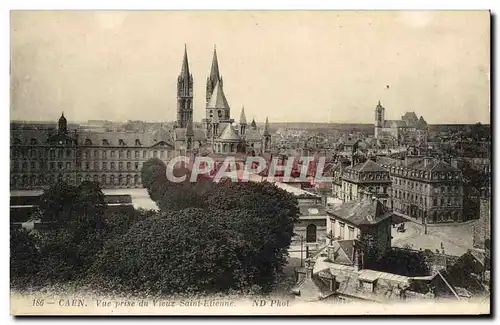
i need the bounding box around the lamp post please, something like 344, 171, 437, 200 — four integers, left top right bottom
300, 235, 304, 267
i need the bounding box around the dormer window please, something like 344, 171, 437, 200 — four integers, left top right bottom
119, 139, 126, 146
102, 139, 109, 146
135, 139, 141, 146
84, 139, 92, 146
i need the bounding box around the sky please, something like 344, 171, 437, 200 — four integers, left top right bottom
10, 11, 490, 124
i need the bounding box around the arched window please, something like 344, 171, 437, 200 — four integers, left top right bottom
110, 175, 115, 185
306, 224, 317, 243
101, 174, 107, 185
134, 175, 139, 185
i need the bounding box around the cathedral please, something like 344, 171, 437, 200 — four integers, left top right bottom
172, 46, 271, 156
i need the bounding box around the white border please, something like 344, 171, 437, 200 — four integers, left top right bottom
2, 2, 497, 324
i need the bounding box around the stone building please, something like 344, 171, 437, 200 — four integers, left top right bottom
338, 159, 392, 207
10, 113, 175, 190
326, 197, 392, 263
377, 156, 464, 224
374, 101, 429, 147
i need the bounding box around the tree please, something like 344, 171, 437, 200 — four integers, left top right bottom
90, 208, 250, 294
38, 181, 79, 223
10, 228, 41, 286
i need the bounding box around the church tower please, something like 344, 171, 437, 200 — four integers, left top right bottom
206, 45, 223, 106
374, 100, 385, 140
177, 45, 193, 129
58, 112, 68, 134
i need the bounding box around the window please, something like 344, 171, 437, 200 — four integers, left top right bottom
85, 162, 90, 170
348, 226, 355, 240
134, 175, 139, 185
94, 162, 99, 171
102, 151, 107, 159
135, 151, 139, 158
111, 162, 115, 170
66, 162, 71, 170
102, 139, 109, 146
57, 150, 63, 158
143, 151, 147, 158
66, 149, 72, 158
127, 150, 131, 159
102, 162, 107, 170
31, 162, 36, 170
110, 175, 115, 185
135, 162, 139, 170
339, 223, 345, 240
93, 175, 98, 183
111, 150, 115, 158
101, 174, 106, 185
84, 139, 92, 145
119, 139, 125, 146
161, 151, 165, 159
433, 198, 437, 206
58, 162, 63, 170
135, 139, 141, 146
127, 162, 131, 170
83, 151, 88, 159
306, 224, 317, 243
153, 151, 158, 158
119, 151, 124, 159
119, 162, 123, 170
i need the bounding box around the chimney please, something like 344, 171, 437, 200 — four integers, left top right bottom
404, 156, 408, 166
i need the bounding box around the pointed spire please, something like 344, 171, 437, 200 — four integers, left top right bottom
250, 118, 257, 129
180, 44, 190, 79
263, 117, 270, 136
186, 119, 194, 137
240, 106, 247, 124
209, 45, 220, 84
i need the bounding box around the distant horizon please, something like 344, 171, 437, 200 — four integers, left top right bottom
9, 118, 490, 126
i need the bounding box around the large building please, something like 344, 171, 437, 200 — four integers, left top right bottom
10, 46, 272, 190
377, 156, 464, 224
337, 159, 392, 207
374, 101, 429, 147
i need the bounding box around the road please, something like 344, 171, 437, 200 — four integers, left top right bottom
391, 220, 475, 256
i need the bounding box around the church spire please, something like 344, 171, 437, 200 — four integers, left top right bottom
210, 45, 220, 84
263, 116, 270, 136
240, 106, 247, 125
180, 44, 190, 79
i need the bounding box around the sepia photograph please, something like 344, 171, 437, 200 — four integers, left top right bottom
9, 10, 491, 316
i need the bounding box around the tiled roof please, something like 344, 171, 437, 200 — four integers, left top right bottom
327, 198, 392, 226
401, 112, 419, 121
349, 159, 389, 173
174, 128, 206, 142
217, 123, 243, 142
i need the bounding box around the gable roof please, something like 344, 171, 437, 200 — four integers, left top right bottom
327, 198, 392, 226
